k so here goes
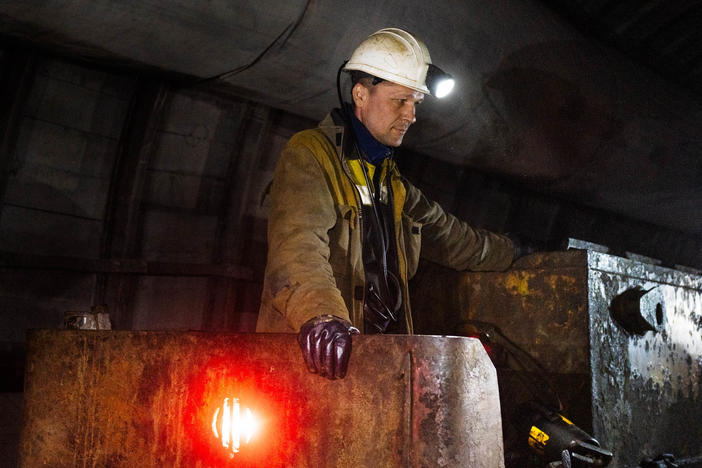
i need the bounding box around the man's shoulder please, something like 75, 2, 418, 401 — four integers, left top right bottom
286, 128, 335, 159
289, 127, 328, 144
287, 113, 343, 157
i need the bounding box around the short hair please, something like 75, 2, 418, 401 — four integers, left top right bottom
349, 71, 384, 104
349, 71, 384, 87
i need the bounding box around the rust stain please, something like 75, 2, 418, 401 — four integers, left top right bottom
20, 332, 504, 467
505, 271, 534, 296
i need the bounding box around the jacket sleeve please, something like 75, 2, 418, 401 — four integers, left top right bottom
402, 177, 514, 271
264, 134, 350, 331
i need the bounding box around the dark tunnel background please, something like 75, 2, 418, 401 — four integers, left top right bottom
1, 0, 702, 465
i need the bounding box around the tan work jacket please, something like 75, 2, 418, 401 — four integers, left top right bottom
257, 113, 514, 334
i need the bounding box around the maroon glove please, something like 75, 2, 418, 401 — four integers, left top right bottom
297, 315, 359, 380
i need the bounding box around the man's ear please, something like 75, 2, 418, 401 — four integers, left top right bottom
352, 83, 368, 108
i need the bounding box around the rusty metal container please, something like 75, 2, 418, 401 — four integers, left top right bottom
411, 250, 702, 467
19, 331, 504, 467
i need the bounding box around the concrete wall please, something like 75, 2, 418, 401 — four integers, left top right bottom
0, 55, 301, 342
3, 1, 701, 239
1, 59, 130, 336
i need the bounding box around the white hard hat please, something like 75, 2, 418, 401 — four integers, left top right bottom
343, 28, 432, 95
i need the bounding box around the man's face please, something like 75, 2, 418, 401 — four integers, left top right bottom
353, 81, 425, 147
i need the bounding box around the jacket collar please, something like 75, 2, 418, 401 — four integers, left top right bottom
349, 113, 393, 164
318, 109, 352, 162
318, 108, 395, 168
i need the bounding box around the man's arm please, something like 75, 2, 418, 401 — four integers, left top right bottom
402, 177, 515, 271
265, 134, 357, 380
266, 134, 350, 330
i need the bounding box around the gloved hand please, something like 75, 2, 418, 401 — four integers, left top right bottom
506, 233, 545, 260
297, 315, 359, 380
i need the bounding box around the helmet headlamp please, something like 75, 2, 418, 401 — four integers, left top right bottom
426, 64, 455, 99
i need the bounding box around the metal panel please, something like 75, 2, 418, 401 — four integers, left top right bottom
410, 250, 702, 466
587, 251, 702, 467
20, 331, 504, 467
412, 252, 591, 374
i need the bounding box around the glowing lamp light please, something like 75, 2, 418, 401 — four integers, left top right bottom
211, 397, 258, 456
434, 78, 455, 98
426, 63, 455, 99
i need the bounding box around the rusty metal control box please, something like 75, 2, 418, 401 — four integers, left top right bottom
20, 331, 505, 467
411, 250, 702, 467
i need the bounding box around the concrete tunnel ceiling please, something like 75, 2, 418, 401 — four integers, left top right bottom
1, 0, 701, 236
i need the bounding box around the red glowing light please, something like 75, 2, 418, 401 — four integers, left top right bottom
184, 356, 305, 466
211, 397, 258, 456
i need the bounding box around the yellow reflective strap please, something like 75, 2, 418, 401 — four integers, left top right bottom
560, 414, 574, 426
347, 159, 376, 186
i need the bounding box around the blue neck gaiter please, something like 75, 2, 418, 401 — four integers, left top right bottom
350, 113, 393, 165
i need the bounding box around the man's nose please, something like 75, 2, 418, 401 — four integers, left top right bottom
401, 102, 416, 123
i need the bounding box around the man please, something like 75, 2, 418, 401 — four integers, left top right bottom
257, 28, 517, 380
